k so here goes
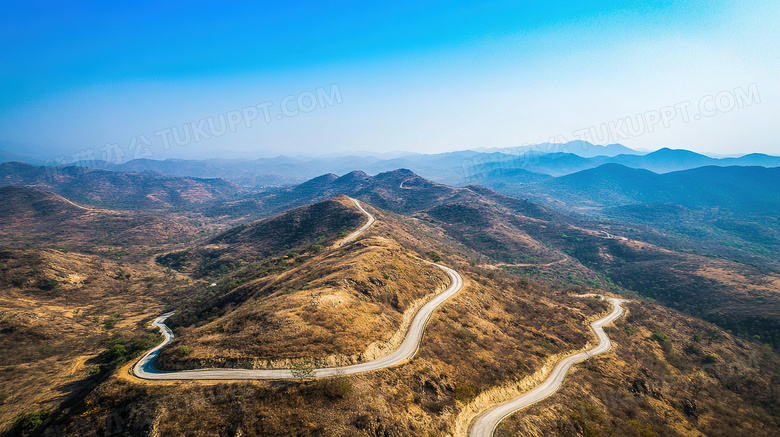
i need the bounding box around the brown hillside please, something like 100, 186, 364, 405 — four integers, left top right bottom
0, 186, 199, 250
2, 179, 778, 437
0, 162, 244, 210
157, 235, 449, 370
497, 300, 780, 437
0, 247, 192, 429
155, 195, 366, 277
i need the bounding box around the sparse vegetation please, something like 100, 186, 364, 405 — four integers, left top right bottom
8, 409, 49, 437
103, 316, 121, 329
0, 168, 778, 437
92, 333, 163, 375
321, 376, 353, 399
651, 331, 668, 342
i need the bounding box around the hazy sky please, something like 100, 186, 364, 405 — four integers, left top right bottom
1, 1, 778, 162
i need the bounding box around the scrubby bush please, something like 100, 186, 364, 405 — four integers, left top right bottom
104, 317, 121, 329
9, 409, 49, 436
322, 377, 352, 399
651, 331, 668, 342
454, 381, 477, 402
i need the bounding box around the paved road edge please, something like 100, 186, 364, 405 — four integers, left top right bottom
467, 298, 629, 437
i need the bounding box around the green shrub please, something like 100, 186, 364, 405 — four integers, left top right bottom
426, 251, 442, 262
104, 317, 121, 329
177, 345, 191, 356
9, 409, 49, 436
652, 331, 669, 342
704, 354, 718, 364
323, 377, 352, 398
98, 335, 160, 371
40, 279, 58, 290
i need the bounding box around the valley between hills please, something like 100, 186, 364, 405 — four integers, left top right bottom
0, 162, 778, 437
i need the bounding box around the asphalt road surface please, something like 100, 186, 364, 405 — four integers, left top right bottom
338, 198, 376, 247
468, 298, 629, 437
133, 197, 463, 380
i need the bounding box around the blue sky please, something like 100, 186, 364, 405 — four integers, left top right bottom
1, 0, 778, 161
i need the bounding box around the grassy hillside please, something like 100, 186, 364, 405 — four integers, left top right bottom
0, 162, 244, 210
210, 171, 780, 350
2, 171, 779, 437
0, 247, 191, 432
0, 186, 202, 252
157, 236, 449, 370
498, 300, 780, 437
478, 164, 780, 268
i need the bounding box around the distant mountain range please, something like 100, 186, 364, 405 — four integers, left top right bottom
472, 140, 642, 158
467, 147, 780, 181
483, 163, 780, 212
3, 158, 780, 351
4, 141, 778, 187
479, 163, 780, 269
0, 161, 244, 210
190, 166, 780, 349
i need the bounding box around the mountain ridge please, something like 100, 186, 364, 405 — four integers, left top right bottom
4, 142, 778, 188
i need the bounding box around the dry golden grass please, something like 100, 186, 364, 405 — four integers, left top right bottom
157, 233, 449, 369
47, 261, 610, 436
495, 299, 780, 437
3, 191, 779, 437
0, 247, 189, 431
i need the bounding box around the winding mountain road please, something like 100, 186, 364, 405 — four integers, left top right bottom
338, 198, 376, 247
468, 298, 629, 437
135, 196, 628, 437
133, 197, 463, 380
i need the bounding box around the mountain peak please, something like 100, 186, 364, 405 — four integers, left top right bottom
647, 147, 706, 157
375, 168, 418, 179
336, 170, 370, 182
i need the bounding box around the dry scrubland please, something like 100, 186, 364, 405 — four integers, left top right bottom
0, 247, 189, 430
157, 236, 449, 370
2, 193, 614, 436
1, 176, 778, 437
48, 266, 611, 436
496, 301, 780, 437
0, 188, 219, 434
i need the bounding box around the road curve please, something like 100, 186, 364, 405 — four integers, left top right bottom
133, 198, 463, 380
468, 298, 629, 437
338, 198, 376, 247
